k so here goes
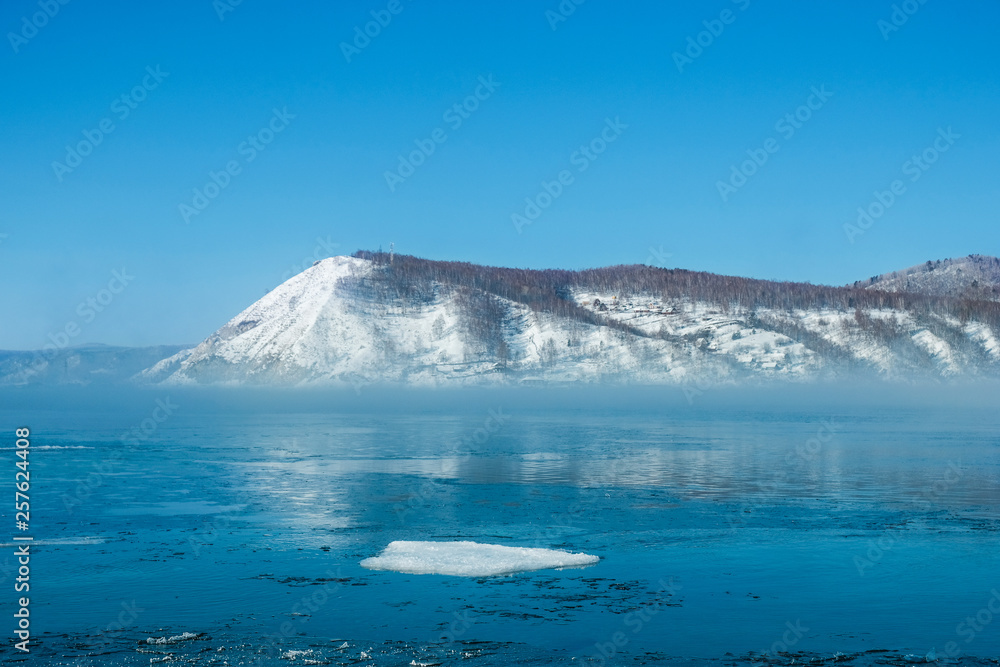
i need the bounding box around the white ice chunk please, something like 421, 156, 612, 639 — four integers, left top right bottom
145, 631, 202, 645
360, 540, 599, 576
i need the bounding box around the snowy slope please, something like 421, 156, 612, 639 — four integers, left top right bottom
150, 257, 712, 386
144, 255, 1000, 387
852, 255, 1000, 301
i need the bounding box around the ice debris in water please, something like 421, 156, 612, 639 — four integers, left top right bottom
145, 631, 202, 644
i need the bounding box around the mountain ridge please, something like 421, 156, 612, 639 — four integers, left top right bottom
137, 251, 1000, 387
4, 254, 998, 387
851, 254, 1000, 301
0, 344, 191, 387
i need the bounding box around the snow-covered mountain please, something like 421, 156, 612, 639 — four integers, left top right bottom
142, 253, 1000, 387
851, 255, 1000, 301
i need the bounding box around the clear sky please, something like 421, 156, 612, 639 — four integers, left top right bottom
2, 0, 998, 349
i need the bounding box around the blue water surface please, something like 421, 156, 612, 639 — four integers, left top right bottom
1, 387, 998, 665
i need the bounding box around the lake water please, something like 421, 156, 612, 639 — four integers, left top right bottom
1, 387, 999, 665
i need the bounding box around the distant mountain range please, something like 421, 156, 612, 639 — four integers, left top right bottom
5, 254, 998, 387
0, 344, 189, 387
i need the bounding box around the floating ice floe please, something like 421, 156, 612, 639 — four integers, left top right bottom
360, 540, 599, 577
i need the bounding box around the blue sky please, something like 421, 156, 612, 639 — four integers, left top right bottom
2, 0, 998, 349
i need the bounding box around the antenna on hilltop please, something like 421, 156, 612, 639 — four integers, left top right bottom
389, 242, 394, 264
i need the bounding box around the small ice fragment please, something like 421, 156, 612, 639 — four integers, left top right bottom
145, 631, 202, 645
280, 649, 315, 661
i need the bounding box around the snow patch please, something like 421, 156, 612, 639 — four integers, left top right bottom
965, 322, 1000, 362
911, 330, 960, 374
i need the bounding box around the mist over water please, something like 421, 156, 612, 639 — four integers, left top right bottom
4, 376, 997, 414
1, 382, 998, 665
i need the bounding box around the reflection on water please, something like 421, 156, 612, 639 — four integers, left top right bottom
221, 412, 997, 508
1, 400, 998, 665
